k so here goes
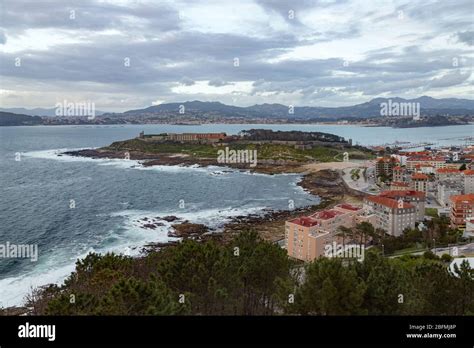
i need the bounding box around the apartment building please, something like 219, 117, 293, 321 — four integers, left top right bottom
464, 170, 474, 194
139, 132, 227, 143
375, 157, 399, 179
392, 166, 406, 182
379, 190, 426, 221
285, 216, 319, 261
436, 168, 462, 181
285, 204, 373, 262
390, 181, 410, 191
364, 196, 416, 236
410, 173, 429, 194
449, 194, 474, 229
437, 181, 463, 208
464, 218, 474, 238
406, 156, 446, 171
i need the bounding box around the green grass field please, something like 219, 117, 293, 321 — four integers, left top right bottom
105, 139, 374, 163
425, 207, 439, 218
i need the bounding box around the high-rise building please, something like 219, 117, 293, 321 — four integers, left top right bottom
379, 190, 425, 221
411, 173, 429, 193
364, 196, 416, 236
449, 194, 474, 229
284, 204, 374, 262
463, 170, 474, 194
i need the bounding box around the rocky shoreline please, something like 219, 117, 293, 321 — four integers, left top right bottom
63, 148, 306, 175
0, 151, 361, 316
62, 149, 361, 248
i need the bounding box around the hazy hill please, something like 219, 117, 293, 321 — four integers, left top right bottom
0, 111, 43, 126
117, 96, 474, 119
0, 107, 105, 117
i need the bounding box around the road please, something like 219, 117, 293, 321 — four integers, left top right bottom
341, 160, 379, 195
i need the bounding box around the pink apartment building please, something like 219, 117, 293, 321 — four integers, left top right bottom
285, 204, 375, 262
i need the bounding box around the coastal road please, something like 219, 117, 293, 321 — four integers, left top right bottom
341, 162, 379, 195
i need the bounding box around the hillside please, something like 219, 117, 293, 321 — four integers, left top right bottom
0, 111, 43, 126
113, 96, 474, 120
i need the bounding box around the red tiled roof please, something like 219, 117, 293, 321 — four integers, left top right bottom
437, 168, 460, 174
311, 209, 344, 220
288, 216, 319, 227
404, 151, 430, 156
463, 170, 474, 176
412, 173, 429, 180
393, 166, 404, 171
408, 156, 445, 162
377, 157, 399, 163
336, 203, 361, 211
366, 196, 414, 209
450, 194, 474, 204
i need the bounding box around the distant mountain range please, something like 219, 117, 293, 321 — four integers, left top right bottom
116, 96, 474, 119
1, 96, 473, 126
0, 111, 43, 126
0, 107, 105, 117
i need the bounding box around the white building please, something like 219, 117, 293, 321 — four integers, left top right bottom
437, 181, 463, 208
364, 196, 416, 237
464, 218, 474, 238
464, 170, 474, 194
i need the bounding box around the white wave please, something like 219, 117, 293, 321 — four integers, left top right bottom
22, 148, 299, 179
23, 148, 144, 168
0, 263, 76, 308
0, 246, 98, 308
112, 205, 267, 234
0, 218, 178, 307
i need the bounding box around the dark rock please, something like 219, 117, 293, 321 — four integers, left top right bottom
162, 215, 179, 222
171, 223, 208, 237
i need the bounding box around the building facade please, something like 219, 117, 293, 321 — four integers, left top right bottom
139, 132, 227, 143
364, 196, 416, 236
464, 170, 474, 194
375, 157, 399, 179
449, 194, 474, 229
379, 190, 425, 221
437, 181, 463, 208
410, 173, 429, 193
285, 204, 374, 262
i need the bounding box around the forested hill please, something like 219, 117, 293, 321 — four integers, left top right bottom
0, 111, 43, 126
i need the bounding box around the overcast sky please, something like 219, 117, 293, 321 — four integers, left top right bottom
0, 0, 473, 111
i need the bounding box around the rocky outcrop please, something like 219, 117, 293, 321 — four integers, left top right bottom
170, 222, 208, 237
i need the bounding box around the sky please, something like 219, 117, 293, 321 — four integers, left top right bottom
0, 0, 473, 111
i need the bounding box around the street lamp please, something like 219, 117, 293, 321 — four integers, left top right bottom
381, 244, 384, 257
433, 238, 436, 254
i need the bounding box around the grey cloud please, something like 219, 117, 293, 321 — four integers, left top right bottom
0, 0, 472, 109
0, 0, 180, 32
208, 79, 231, 87
457, 31, 473, 46
428, 70, 472, 88
180, 77, 195, 86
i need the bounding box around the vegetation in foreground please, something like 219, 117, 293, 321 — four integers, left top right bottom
338, 217, 464, 256
15, 231, 473, 316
